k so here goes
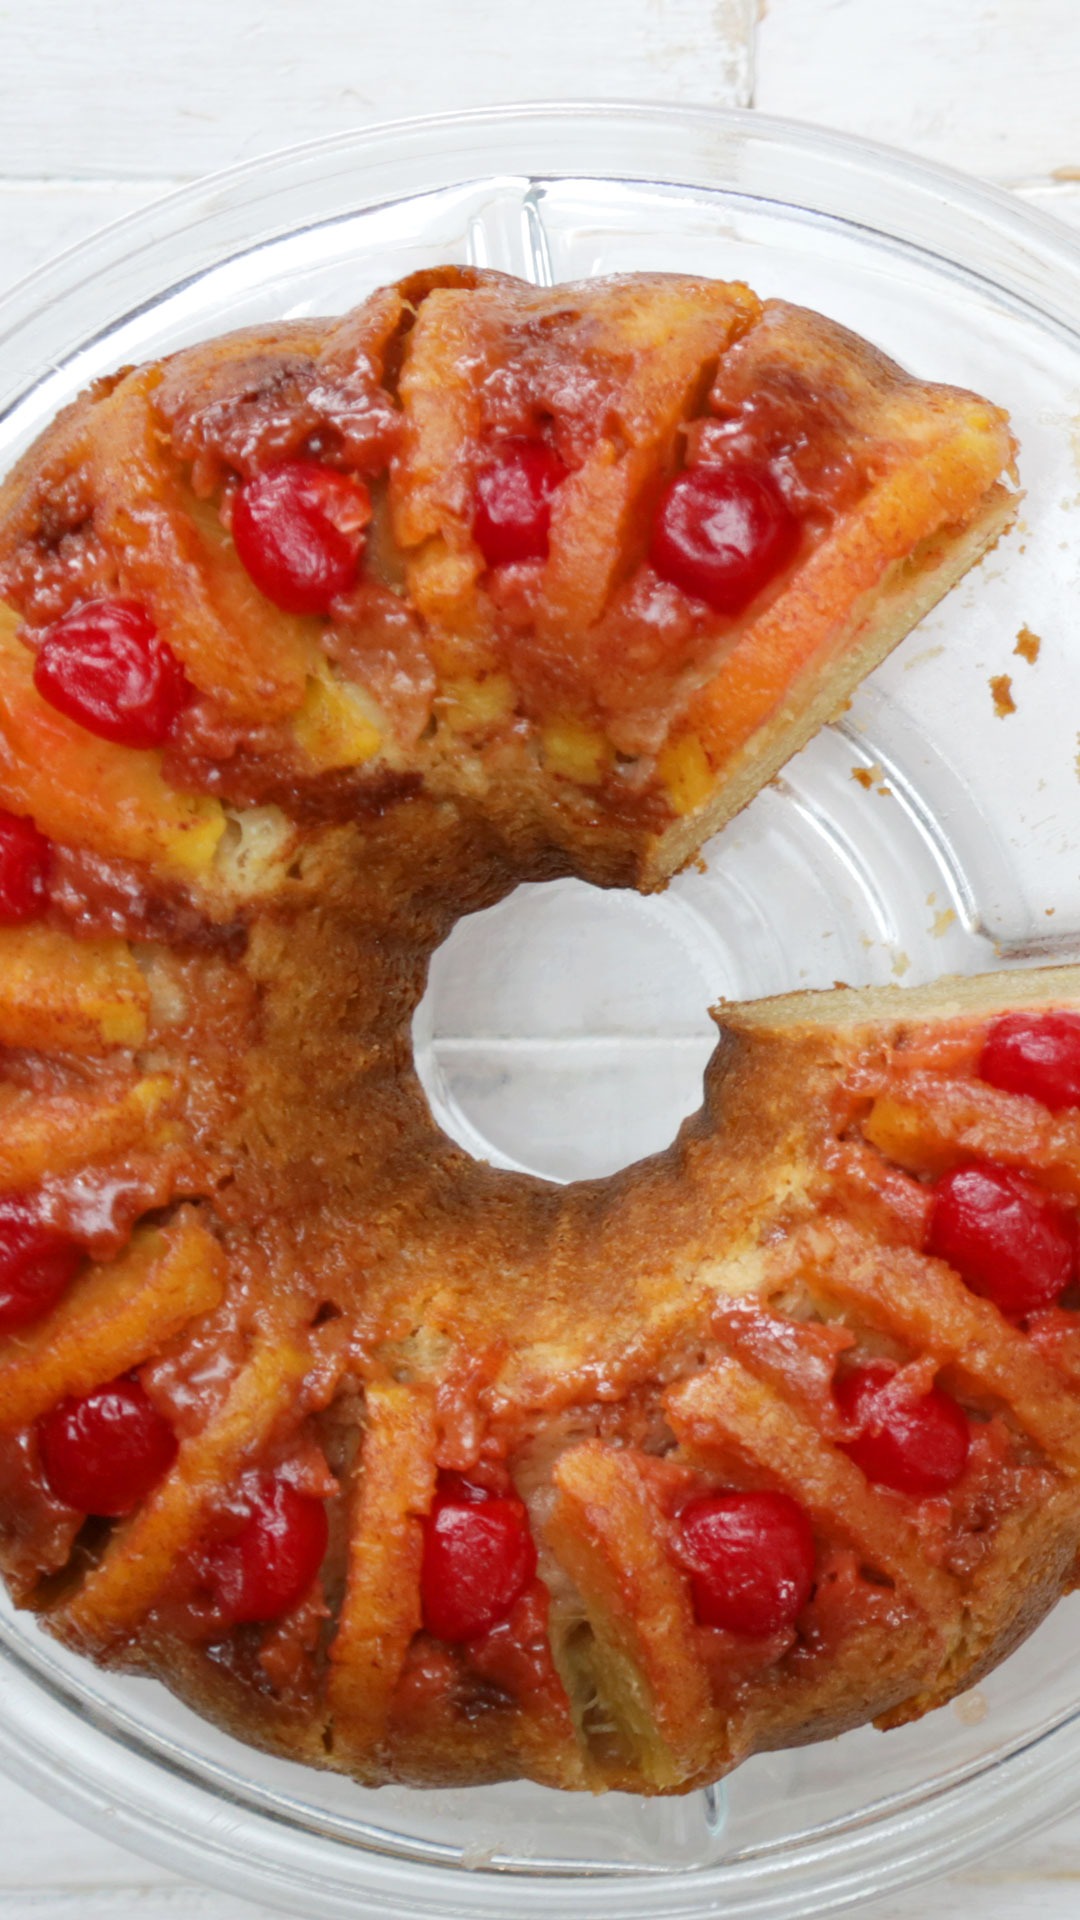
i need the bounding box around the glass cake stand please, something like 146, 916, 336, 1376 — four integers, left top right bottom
2, 100, 1080, 1919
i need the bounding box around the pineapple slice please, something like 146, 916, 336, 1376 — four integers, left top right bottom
62, 1317, 312, 1648
327, 1380, 436, 1761
0, 1213, 225, 1431
546, 1440, 711, 1790
292, 666, 383, 772
540, 718, 613, 787
665, 1357, 952, 1621
393, 277, 760, 647
809, 1224, 1080, 1475
538, 281, 760, 639
656, 732, 713, 817
0, 1072, 175, 1191
679, 393, 1015, 792
864, 1076, 1080, 1197
436, 672, 515, 735
0, 925, 149, 1052
90, 369, 321, 722
0, 606, 225, 881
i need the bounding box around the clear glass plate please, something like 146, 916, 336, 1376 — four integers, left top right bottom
2, 100, 1080, 1919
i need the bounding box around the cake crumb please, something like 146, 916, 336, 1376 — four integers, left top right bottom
1015, 625, 1041, 664
990, 674, 1016, 718
890, 949, 910, 979
930, 907, 956, 938
952, 1689, 988, 1727
851, 760, 890, 795
461, 1846, 497, 1870
1047, 907, 1057, 917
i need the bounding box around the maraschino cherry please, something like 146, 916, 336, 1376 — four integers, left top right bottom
650, 463, 799, 615
926, 1162, 1075, 1317
979, 1012, 1080, 1112
200, 1474, 329, 1624
675, 1489, 815, 1636
232, 462, 371, 615
0, 1197, 82, 1333
0, 810, 50, 923
472, 437, 568, 567
836, 1362, 970, 1498
420, 1475, 537, 1643
38, 1375, 177, 1515
33, 599, 190, 749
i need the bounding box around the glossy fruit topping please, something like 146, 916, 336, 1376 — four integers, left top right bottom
649, 462, 800, 615
421, 1477, 537, 1643
0, 1198, 82, 1333
472, 437, 569, 568
926, 1162, 1075, 1317
200, 1474, 329, 1625
836, 1361, 970, 1498
979, 1011, 1080, 1112
0, 809, 50, 923
232, 461, 371, 615
38, 1375, 177, 1516
33, 599, 190, 749
675, 1489, 816, 1636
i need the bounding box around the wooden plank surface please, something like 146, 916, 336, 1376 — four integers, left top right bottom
3, 2, 1080, 1916
755, 0, 1080, 183
1, 0, 753, 180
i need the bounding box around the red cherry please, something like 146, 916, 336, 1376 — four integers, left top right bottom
201, 1474, 328, 1625
472, 437, 569, 568
38, 1375, 177, 1515
979, 1012, 1080, 1112
33, 599, 190, 749
650, 463, 800, 615
0, 1197, 82, 1333
675, 1490, 815, 1636
926, 1162, 1075, 1316
232, 462, 370, 615
836, 1362, 970, 1498
421, 1478, 537, 1643
0, 811, 50, 922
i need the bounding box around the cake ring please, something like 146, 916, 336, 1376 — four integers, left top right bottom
3, 266, 1075, 1797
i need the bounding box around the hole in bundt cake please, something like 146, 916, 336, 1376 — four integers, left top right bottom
412, 877, 719, 1182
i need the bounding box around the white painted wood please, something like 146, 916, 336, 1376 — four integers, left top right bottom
3, 0, 1080, 1914
755, 0, 1080, 185
0, 181, 179, 293
0, 0, 753, 181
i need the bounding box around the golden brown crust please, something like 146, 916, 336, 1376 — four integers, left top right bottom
0, 267, 1046, 1796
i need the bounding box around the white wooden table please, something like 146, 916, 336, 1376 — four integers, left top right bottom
2, 3, 1080, 1914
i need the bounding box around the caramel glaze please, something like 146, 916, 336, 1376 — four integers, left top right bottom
0, 268, 1044, 1794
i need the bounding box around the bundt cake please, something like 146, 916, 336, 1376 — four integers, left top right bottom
0, 263, 1061, 1796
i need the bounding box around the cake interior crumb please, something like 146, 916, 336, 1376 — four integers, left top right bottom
990, 673, 1016, 718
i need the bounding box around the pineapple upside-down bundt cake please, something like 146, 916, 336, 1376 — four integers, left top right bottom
3, 263, 1074, 1795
